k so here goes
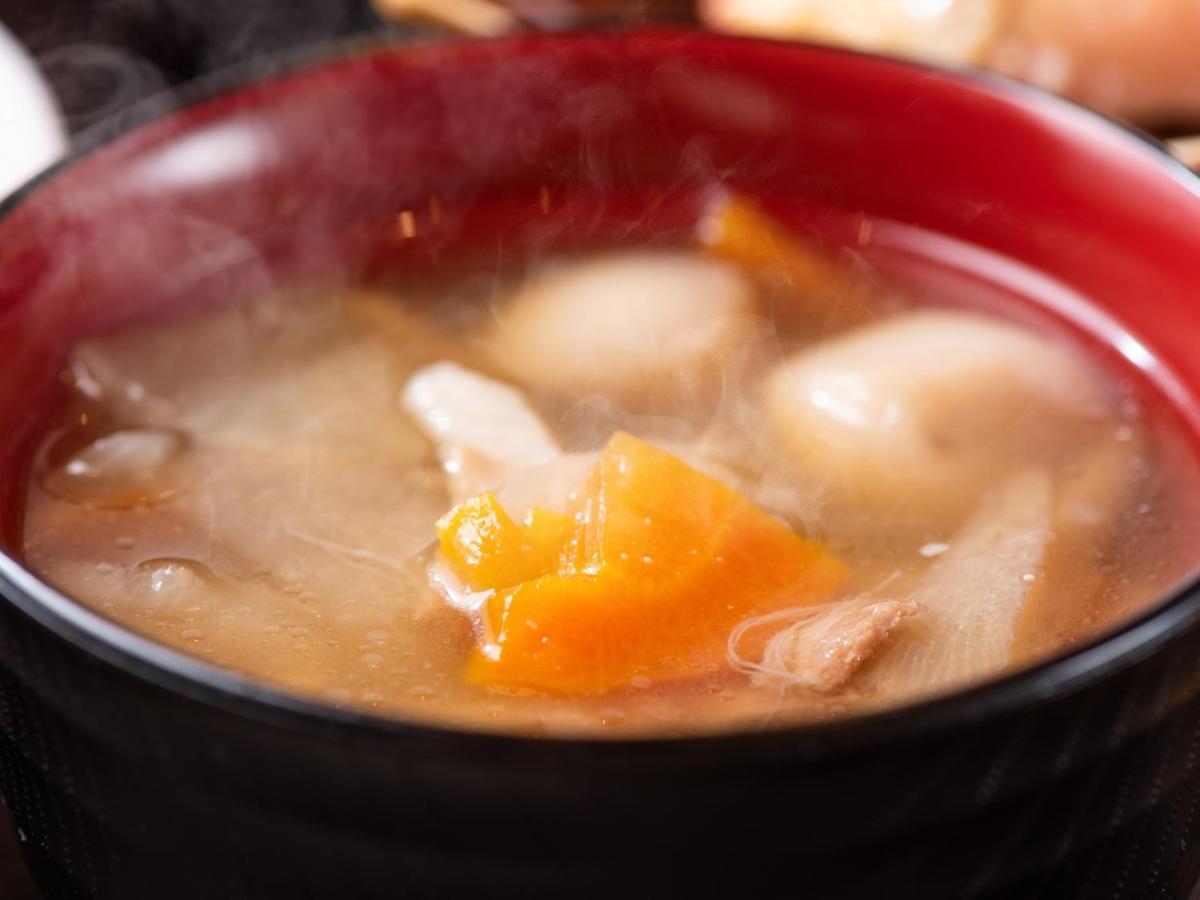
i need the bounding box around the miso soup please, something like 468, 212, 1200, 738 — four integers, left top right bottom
23, 195, 1200, 736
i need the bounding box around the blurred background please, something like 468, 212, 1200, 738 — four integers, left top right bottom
4, 0, 1199, 138
0, 0, 1197, 896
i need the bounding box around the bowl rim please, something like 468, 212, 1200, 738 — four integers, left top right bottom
3, 27, 1200, 758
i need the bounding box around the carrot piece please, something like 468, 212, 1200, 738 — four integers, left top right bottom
699, 193, 839, 290
436, 492, 559, 592
521, 507, 574, 570
454, 433, 848, 695
697, 192, 877, 327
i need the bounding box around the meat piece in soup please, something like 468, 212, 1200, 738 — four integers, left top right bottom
21, 198, 1200, 736
402, 360, 561, 501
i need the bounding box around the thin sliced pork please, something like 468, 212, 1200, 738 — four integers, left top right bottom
729, 598, 923, 693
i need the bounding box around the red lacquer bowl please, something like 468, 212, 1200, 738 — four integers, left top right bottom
1, 31, 1200, 900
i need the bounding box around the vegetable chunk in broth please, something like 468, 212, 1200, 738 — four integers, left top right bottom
22, 196, 1200, 736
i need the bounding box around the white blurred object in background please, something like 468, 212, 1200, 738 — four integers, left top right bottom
0, 22, 66, 199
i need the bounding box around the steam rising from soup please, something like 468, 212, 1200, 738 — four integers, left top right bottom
21, 195, 1200, 736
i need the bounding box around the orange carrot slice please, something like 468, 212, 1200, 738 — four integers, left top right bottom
438, 433, 848, 695
699, 192, 839, 291
697, 192, 877, 327
436, 492, 562, 592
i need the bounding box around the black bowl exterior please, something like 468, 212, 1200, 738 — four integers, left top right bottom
4, 591, 1200, 899
3, 32, 1200, 900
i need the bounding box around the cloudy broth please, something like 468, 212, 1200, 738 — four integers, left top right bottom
22, 200, 1200, 736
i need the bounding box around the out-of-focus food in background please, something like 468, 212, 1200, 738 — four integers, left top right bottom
374, 0, 1200, 131
704, 0, 1005, 66
373, 0, 520, 35
702, 0, 1200, 127
372, 0, 696, 34
1173, 135, 1200, 169
0, 21, 65, 197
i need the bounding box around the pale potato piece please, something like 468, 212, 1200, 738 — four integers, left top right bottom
488, 252, 759, 401
764, 309, 1106, 536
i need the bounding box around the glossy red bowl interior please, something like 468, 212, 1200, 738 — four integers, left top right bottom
6, 31, 1200, 900
1, 29, 1200, 726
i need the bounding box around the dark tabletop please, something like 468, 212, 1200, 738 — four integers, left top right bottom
0, 806, 37, 899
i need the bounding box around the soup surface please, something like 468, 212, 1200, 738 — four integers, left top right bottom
22, 195, 1200, 736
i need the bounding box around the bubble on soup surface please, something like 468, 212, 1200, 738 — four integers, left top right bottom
135, 558, 216, 597
41, 428, 186, 509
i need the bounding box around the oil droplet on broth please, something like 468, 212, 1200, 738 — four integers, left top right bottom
40, 428, 187, 509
